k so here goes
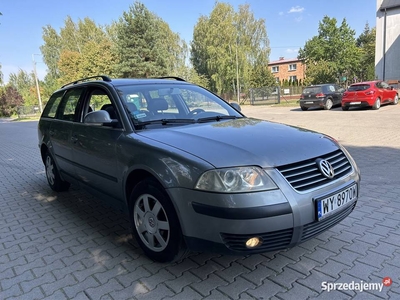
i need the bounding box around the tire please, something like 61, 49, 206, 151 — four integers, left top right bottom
324, 99, 333, 110
393, 95, 398, 105
44, 151, 70, 192
372, 98, 381, 110
300, 106, 308, 111
342, 106, 349, 111
129, 178, 188, 262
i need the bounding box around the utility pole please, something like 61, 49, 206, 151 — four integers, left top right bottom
32, 54, 43, 113
236, 36, 240, 103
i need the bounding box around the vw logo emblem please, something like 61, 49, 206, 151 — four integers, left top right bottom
316, 159, 334, 179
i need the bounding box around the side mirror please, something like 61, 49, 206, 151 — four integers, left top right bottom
84, 110, 118, 126
229, 102, 241, 112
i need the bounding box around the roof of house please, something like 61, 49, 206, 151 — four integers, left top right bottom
268, 58, 302, 66
380, 0, 400, 11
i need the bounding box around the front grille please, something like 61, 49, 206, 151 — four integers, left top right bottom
300, 202, 356, 242
220, 228, 293, 252
277, 149, 353, 192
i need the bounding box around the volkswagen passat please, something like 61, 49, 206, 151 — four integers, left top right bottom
38, 75, 360, 262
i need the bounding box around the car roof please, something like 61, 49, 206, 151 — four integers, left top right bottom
304, 83, 336, 88
57, 75, 191, 92
350, 80, 380, 85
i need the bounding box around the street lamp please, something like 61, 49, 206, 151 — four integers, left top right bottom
32, 54, 43, 113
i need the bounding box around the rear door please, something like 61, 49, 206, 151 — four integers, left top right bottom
380, 81, 392, 102
49, 88, 85, 178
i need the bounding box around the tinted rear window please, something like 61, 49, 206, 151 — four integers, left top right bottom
303, 87, 322, 94
348, 84, 370, 91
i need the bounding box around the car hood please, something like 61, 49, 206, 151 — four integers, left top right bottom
136, 118, 340, 168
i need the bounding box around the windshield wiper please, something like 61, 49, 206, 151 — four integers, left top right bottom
196, 115, 240, 123
136, 118, 196, 126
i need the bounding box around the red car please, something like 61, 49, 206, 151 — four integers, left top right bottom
341, 80, 399, 110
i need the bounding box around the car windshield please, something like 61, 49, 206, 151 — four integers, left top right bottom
348, 84, 370, 91
115, 83, 243, 126
302, 87, 321, 94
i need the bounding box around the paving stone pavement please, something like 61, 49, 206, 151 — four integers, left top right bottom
1, 104, 400, 300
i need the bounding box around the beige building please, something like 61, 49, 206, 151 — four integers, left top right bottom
268, 57, 306, 85
375, 0, 400, 81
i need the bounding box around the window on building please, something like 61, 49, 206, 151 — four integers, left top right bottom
272, 66, 279, 73
289, 64, 297, 71
289, 75, 297, 82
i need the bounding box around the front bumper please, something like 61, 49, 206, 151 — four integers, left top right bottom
167, 168, 360, 255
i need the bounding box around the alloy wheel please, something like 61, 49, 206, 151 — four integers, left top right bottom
133, 193, 170, 252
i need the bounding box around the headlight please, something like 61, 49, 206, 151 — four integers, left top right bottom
195, 167, 277, 193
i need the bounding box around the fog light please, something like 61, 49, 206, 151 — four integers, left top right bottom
246, 237, 261, 248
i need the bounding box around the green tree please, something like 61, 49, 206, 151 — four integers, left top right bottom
41, 16, 113, 82
113, 1, 184, 78
191, 2, 271, 96
298, 16, 361, 85
356, 23, 376, 81
303, 60, 338, 85
0, 85, 24, 117
8, 70, 37, 106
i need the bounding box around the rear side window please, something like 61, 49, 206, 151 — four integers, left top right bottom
41, 92, 64, 118
56, 88, 84, 122
348, 84, 370, 91
303, 87, 321, 94
322, 85, 336, 93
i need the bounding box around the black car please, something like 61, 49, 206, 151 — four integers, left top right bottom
300, 84, 345, 111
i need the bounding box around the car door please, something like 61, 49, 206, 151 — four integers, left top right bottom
49, 88, 85, 178
381, 81, 393, 102
71, 86, 124, 203
334, 85, 344, 105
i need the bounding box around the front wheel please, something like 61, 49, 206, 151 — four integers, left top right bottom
372, 98, 381, 110
129, 178, 187, 262
44, 151, 70, 192
300, 106, 308, 111
342, 106, 349, 111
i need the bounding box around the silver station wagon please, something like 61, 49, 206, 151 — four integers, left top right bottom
38, 76, 360, 262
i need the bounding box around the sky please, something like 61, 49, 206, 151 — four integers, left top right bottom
0, 0, 377, 83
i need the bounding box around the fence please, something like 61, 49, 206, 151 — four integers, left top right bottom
249, 86, 304, 105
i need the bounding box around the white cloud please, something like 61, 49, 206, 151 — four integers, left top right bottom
285, 48, 299, 54
288, 6, 305, 13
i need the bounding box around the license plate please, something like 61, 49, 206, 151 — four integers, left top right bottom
305, 101, 314, 104
316, 183, 357, 221
350, 102, 361, 105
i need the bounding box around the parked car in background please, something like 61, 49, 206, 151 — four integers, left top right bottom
38, 75, 360, 262
299, 84, 345, 111
342, 80, 399, 110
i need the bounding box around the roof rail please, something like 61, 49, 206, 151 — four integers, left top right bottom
61, 75, 112, 88
154, 76, 186, 82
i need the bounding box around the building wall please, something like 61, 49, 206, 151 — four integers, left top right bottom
375, 0, 400, 81
268, 58, 306, 84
